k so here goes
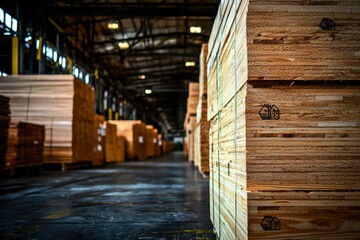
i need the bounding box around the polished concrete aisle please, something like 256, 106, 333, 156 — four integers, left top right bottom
0, 152, 215, 240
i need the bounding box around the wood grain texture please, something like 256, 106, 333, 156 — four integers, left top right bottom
146, 125, 155, 158
0, 95, 11, 169
104, 122, 125, 163
109, 120, 147, 160
0, 75, 94, 164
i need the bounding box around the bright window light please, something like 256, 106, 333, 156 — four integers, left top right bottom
85, 74, 90, 84
190, 26, 201, 33
53, 50, 57, 62
107, 22, 119, 29
42, 45, 46, 54
5, 13, 11, 29
185, 61, 196, 67
138, 75, 146, 80
46, 46, 53, 59
11, 18, 17, 32
145, 89, 152, 94
118, 41, 129, 49
4, 31, 11, 35
74, 67, 79, 78
36, 39, 39, 49
24, 36, 32, 42
61, 57, 66, 68
0, 8, 4, 23
79, 71, 83, 79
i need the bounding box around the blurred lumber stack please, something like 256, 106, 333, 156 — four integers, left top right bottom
92, 114, 105, 166
208, 0, 360, 239
104, 122, 125, 163
0, 95, 11, 169
145, 125, 155, 158
7, 122, 45, 168
109, 120, 147, 160
153, 129, 161, 157
194, 44, 209, 174
157, 134, 163, 155
162, 141, 174, 154
0, 75, 95, 166
184, 83, 199, 162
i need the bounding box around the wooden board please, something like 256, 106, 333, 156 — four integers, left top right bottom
187, 116, 197, 162
0, 75, 95, 164
153, 129, 161, 157
109, 120, 147, 160
209, 81, 360, 239
162, 141, 174, 154
0, 95, 11, 169
92, 114, 105, 166
157, 134, 163, 156
6, 121, 45, 168
199, 44, 208, 98
104, 122, 125, 163
145, 125, 155, 158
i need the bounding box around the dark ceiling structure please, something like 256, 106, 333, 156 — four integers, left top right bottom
0, 0, 219, 138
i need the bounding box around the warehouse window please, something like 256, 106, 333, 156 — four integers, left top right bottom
0, 71, 7, 76
0, 8, 4, 24
5, 13, 11, 29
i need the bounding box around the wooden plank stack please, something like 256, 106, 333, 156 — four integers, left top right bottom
157, 134, 163, 155
0, 75, 95, 166
145, 125, 155, 158
194, 44, 210, 175
0, 95, 11, 169
92, 114, 105, 166
7, 122, 45, 168
208, 0, 360, 239
104, 122, 125, 163
153, 129, 161, 157
109, 120, 147, 160
162, 141, 174, 154
184, 82, 199, 162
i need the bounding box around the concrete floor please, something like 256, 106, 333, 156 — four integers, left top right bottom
0, 152, 215, 240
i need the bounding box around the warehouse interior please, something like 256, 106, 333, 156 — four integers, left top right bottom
1, 0, 360, 239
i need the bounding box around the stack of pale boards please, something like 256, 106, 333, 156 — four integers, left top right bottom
207, 0, 360, 238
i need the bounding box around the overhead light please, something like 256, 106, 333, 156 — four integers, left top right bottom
107, 21, 119, 29
190, 26, 201, 33
118, 41, 129, 49
138, 75, 146, 80
185, 61, 195, 67
145, 89, 152, 94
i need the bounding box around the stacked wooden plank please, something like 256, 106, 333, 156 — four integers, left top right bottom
162, 141, 174, 154
157, 134, 163, 155
184, 82, 199, 161
0, 75, 95, 166
92, 114, 105, 166
0, 95, 11, 169
208, 0, 360, 239
153, 129, 161, 157
194, 44, 210, 175
104, 122, 125, 163
145, 125, 155, 158
109, 120, 147, 160
7, 122, 45, 168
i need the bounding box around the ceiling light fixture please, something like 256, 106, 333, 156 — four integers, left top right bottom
138, 75, 146, 80
185, 61, 195, 67
107, 22, 119, 29
118, 41, 129, 49
145, 89, 152, 94
190, 26, 201, 33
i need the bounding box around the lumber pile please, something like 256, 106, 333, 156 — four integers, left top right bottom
153, 129, 161, 157
0, 75, 95, 165
145, 125, 155, 158
109, 120, 147, 160
194, 44, 210, 174
162, 141, 174, 154
183, 82, 199, 161
7, 122, 45, 168
0, 95, 11, 169
92, 114, 105, 166
104, 122, 125, 163
208, 0, 360, 239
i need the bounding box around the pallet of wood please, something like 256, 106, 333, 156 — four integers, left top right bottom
194, 44, 210, 175
153, 128, 161, 157
104, 122, 125, 163
162, 141, 174, 154
109, 120, 147, 160
6, 121, 45, 169
0, 95, 11, 170
186, 116, 197, 162
92, 114, 105, 166
145, 125, 155, 158
0, 75, 95, 167
208, 0, 360, 238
